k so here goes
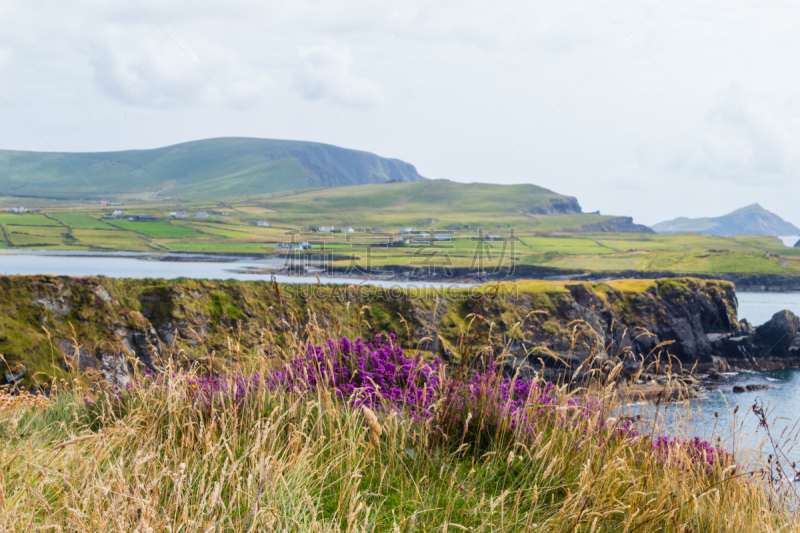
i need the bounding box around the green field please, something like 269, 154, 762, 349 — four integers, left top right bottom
1, 181, 799, 278
0, 214, 60, 226
51, 214, 113, 229
106, 220, 201, 238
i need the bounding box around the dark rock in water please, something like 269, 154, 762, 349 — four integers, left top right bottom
732, 384, 772, 393
708, 333, 759, 360
710, 355, 730, 371
754, 310, 800, 358
707, 370, 726, 381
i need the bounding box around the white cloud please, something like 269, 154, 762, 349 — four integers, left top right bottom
292, 45, 385, 109
1, 0, 800, 225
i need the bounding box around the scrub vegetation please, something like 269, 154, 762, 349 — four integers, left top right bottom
1, 320, 798, 531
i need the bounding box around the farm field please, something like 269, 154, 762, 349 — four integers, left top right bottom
1, 187, 800, 278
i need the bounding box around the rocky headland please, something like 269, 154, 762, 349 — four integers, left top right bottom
0, 275, 798, 398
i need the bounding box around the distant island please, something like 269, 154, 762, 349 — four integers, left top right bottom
652, 203, 800, 237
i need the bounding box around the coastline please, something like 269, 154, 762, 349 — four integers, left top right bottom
4, 249, 800, 291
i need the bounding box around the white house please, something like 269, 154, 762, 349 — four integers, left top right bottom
169, 211, 187, 218
341, 227, 355, 233
319, 225, 334, 232
256, 220, 270, 227
8, 207, 27, 213
398, 228, 416, 234
196, 212, 210, 218
275, 242, 312, 252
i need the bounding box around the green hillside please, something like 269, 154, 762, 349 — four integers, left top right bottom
259, 179, 581, 223
0, 137, 426, 200
652, 203, 800, 236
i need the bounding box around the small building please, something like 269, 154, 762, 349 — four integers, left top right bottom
8, 207, 27, 213
196, 212, 210, 218
169, 211, 187, 218
102, 209, 126, 219
256, 220, 270, 227
211, 211, 229, 216
128, 214, 157, 221
398, 228, 416, 234
341, 227, 355, 233
108, 202, 123, 206
275, 242, 312, 252
433, 234, 452, 241
319, 226, 334, 232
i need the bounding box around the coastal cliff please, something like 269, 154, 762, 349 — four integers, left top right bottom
0, 275, 797, 389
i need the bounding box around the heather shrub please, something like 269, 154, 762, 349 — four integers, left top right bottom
2, 334, 796, 531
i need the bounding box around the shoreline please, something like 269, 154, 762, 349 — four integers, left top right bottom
3, 249, 800, 291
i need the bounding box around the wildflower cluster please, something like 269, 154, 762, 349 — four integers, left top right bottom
652, 435, 733, 473
185, 373, 260, 410
98, 334, 729, 473
274, 334, 442, 416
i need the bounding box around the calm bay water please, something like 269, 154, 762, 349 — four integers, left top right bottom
642, 368, 800, 464
737, 292, 800, 325
2, 251, 800, 456
0, 251, 472, 289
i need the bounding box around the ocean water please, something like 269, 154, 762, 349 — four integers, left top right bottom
737, 292, 800, 325
0, 251, 473, 289
646, 368, 800, 464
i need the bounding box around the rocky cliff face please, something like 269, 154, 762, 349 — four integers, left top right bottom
526, 197, 582, 215
0, 275, 796, 389
572, 216, 655, 233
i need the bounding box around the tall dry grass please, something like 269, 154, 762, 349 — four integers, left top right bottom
0, 301, 798, 531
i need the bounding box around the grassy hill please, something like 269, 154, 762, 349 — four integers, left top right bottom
254, 179, 583, 227
652, 203, 800, 236
0, 137, 426, 200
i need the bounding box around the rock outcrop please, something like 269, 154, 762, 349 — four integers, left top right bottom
0, 275, 798, 389
526, 197, 582, 215
571, 216, 655, 234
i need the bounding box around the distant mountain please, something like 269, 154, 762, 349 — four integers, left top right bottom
0, 137, 426, 200
652, 204, 800, 236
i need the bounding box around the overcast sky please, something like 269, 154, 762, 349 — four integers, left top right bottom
2, 0, 800, 227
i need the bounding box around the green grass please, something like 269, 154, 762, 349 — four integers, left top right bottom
51, 214, 113, 229
0, 214, 61, 226
71, 229, 152, 250
106, 220, 201, 238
